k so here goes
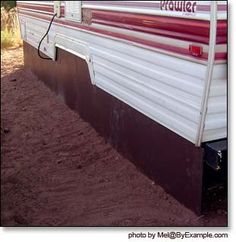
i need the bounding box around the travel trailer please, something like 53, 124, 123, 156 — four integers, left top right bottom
17, 1, 227, 214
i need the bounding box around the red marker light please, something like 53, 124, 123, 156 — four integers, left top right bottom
189, 45, 203, 57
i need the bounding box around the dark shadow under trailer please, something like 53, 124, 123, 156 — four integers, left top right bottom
23, 42, 227, 216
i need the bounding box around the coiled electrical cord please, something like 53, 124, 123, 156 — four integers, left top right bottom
37, 13, 57, 60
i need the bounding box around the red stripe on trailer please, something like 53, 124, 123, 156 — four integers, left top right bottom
17, 4, 226, 46
215, 52, 227, 60
196, 5, 210, 11
17, 4, 227, 45
18, 10, 226, 61
17, 3, 54, 12
217, 20, 227, 44
196, 4, 226, 12
92, 11, 226, 45
92, 10, 210, 44
92, 19, 209, 44
217, 4, 227, 11
92, 10, 210, 36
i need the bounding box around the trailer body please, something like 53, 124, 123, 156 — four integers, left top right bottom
17, 1, 227, 214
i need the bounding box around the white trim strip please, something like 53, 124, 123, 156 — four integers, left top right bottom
196, 2, 218, 146
54, 34, 95, 85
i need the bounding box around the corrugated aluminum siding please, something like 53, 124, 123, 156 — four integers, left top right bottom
17, 1, 227, 145
89, 38, 206, 143
203, 63, 227, 141
18, 14, 207, 143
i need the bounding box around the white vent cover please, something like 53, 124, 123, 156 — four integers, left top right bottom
65, 1, 82, 22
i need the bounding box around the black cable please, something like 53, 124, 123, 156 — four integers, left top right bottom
37, 13, 57, 60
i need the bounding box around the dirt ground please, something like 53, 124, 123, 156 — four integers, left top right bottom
1, 47, 227, 226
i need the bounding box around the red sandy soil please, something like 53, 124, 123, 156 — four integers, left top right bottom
1, 47, 227, 226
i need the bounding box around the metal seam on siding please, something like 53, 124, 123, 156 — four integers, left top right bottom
196, 1, 217, 146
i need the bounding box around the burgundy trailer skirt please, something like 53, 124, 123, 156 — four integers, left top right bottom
23, 42, 204, 214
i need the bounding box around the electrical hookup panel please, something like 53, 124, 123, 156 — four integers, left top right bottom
65, 1, 82, 22
54, 1, 61, 18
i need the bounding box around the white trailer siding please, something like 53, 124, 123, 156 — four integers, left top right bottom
203, 63, 227, 141
17, 1, 227, 146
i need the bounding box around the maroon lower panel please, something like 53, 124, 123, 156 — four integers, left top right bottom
23, 42, 204, 214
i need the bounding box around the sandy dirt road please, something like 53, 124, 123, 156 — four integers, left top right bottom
1, 47, 227, 226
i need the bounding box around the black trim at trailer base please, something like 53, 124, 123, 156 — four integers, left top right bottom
201, 139, 227, 215
203, 139, 227, 172
202, 139, 227, 190
23, 41, 227, 215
